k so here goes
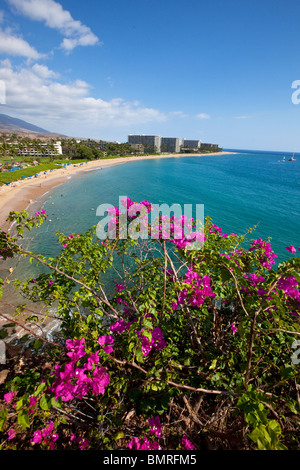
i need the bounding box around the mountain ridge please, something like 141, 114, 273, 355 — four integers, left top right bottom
0, 114, 66, 138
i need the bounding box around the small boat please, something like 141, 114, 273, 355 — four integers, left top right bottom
288, 153, 296, 161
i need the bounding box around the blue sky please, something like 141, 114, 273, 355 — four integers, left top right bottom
0, 0, 300, 151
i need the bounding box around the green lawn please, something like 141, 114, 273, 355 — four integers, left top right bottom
0, 163, 63, 185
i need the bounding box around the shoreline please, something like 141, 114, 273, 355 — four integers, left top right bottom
0, 151, 235, 230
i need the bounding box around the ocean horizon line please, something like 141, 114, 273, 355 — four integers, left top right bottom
224, 147, 300, 156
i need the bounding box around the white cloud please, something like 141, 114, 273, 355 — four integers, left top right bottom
233, 115, 252, 119
0, 60, 167, 136
196, 113, 211, 120
32, 63, 59, 79
8, 0, 100, 52
0, 27, 42, 59
169, 111, 188, 118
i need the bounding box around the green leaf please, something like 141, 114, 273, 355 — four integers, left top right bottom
34, 382, 47, 396
32, 339, 43, 350
18, 411, 30, 430
280, 365, 295, 379
0, 409, 8, 432
268, 420, 282, 435
51, 397, 61, 408
209, 358, 218, 370
0, 329, 8, 339
135, 346, 144, 364
248, 424, 272, 450
39, 394, 51, 411
142, 329, 152, 342
286, 400, 299, 415
143, 318, 153, 330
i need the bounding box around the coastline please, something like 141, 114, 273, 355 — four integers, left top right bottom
0, 151, 234, 230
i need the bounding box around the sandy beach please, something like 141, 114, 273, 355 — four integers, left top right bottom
0, 151, 234, 230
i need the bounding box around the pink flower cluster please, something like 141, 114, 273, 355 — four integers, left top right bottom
241, 272, 300, 317
50, 338, 110, 402
172, 267, 216, 309
209, 222, 238, 239
249, 239, 278, 269
138, 326, 167, 357
115, 282, 125, 292
110, 318, 130, 334
70, 433, 89, 450
107, 197, 153, 235
128, 415, 163, 450
35, 209, 46, 216
241, 272, 267, 297
98, 334, 114, 354
149, 415, 163, 438
276, 276, 300, 314
4, 391, 17, 404
277, 276, 300, 300
285, 245, 300, 253
181, 435, 196, 450
220, 248, 245, 269
128, 436, 162, 450
127, 416, 195, 450
243, 272, 266, 288
152, 214, 205, 250
32, 421, 59, 450
62, 232, 80, 247
109, 294, 167, 357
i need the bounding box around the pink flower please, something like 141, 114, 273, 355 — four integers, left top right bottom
28, 396, 38, 414
148, 416, 162, 438
66, 338, 86, 362
128, 437, 142, 450
181, 435, 195, 450
35, 211, 40, 216
115, 283, 125, 292
48, 280, 54, 287
4, 391, 17, 404
40, 209, 46, 215
8, 428, 16, 440
32, 422, 59, 449
32, 429, 43, 444
128, 437, 162, 450
107, 206, 120, 216
285, 245, 296, 253
231, 324, 238, 334
78, 437, 89, 450
120, 197, 134, 210
70, 433, 89, 450
98, 335, 114, 354
90, 366, 110, 395
84, 351, 99, 370
110, 319, 130, 334
138, 327, 167, 357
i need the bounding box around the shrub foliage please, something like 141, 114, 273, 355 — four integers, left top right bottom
0, 198, 299, 450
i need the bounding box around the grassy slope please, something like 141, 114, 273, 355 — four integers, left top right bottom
0, 163, 62, 185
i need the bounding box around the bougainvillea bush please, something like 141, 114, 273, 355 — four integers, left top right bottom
0, 198, 299, 450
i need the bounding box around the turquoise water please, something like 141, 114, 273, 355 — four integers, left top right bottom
24, 151, 300, 268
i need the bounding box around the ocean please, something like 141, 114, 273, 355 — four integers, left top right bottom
23, 150, 299, 264
1, 149, 299, 337
5, 149, 299, 287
